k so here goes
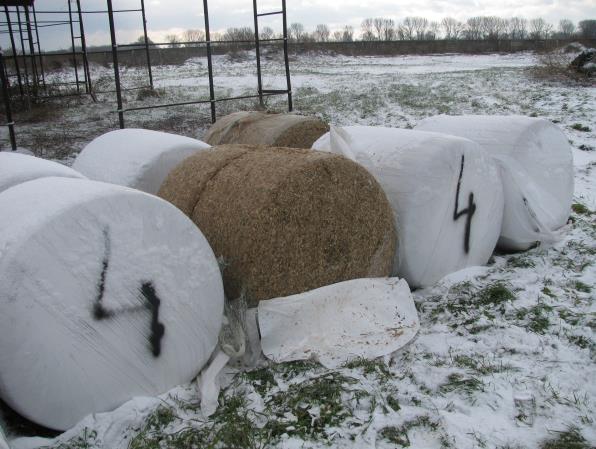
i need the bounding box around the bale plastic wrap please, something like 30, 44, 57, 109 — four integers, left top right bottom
73, 129, 210, 194
415, 115, 574, 250
258, 278, 419, 368
0, 151, 85, 193
312, 126, 504, 288
203, 111, 328, 149
0, 177, 224, 431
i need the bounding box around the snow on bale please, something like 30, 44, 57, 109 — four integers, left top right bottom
72, 129, 210, 195
203, 111, 329, 149
312, 126, 504, 288
0, 151, 86, 193
158, 144, 396, 306
0, 177, 224, 431
259, 277, 419, 368
415, 115, 574, 251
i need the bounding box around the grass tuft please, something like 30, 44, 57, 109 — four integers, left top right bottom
540, 426, 590, 449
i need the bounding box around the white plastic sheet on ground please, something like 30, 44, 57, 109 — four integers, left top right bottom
258, 278, 419, 368
0, 177, 224, 431
72, 129, 210, 194
312, 126, 504, 288
0, 151, 86, 193
415, 115, 574, 250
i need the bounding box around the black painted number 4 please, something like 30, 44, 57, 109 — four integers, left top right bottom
453, 155, 477, 254
92, 229, 165, 357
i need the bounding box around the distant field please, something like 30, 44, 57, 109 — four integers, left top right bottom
3, 51, 596, 449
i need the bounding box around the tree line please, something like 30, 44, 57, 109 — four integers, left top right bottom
152, 18, 595, 47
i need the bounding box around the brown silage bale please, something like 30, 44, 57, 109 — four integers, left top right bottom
158, 144, 396, 306
203, 111, 329, 149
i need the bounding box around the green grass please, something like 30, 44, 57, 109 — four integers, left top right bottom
571, 123, 591, 132
264, 372, 362, 441
571, 203, 592, 215
343, 356, 392, 379
569, 280, 592, 293
508, 255, 536, 268
380, 415, 441, 447
540, 426, 590, 449
439, 373, 484, 395
452, 354, 515, 375
515, 303, 553, 334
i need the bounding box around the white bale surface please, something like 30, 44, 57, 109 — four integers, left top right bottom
312, 126, 504, 288
415, 115, 574, 250
73, 129, 210, 194
0, 177, 224, 431
0, 151, 85, 193
258, 278, 419, 368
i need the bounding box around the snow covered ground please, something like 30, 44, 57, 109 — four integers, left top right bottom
2, 51, 595, 449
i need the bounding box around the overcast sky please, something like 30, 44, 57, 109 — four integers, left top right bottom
1, 0, 594, 50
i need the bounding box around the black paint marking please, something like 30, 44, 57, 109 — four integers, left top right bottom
92, 229, 166, 358
140, 282, 166, 358
453, 155, 477, 254
93, 228, 114, 320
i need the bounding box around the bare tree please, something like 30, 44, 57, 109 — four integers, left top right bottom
223, 27, 254, 42
165, 33, 181, 48
314, 24, 330, 42
558, 19, 575, 38
289, 22, 306, 42
412, 17, 429, 40
529, 18, 553, 39
342, 25, 354, 42
441, 17, 463, 39
481, 16, 508, 40
361, 18, 375, 41
426, 21, 440, 40
399, 17, 416, 40
260, 26, 275, 40
508, 17, 528, 39
465, 17, 483, 39
181, 29, 205, 44
332, 30, 343, 42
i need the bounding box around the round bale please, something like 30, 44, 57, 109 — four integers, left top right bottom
415, 115, 574, 250
203, 111, 329, 149
0, 151, 86, 193
0, 177, 224, 431
73, 129, 210, 194
158, 144, 396, 306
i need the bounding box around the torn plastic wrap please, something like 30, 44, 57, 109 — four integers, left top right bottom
258, 278, 419, 369
73, 129, 210, 194
0, 151, 86, 193
0, 177, 224, 431
415, 115, 574, 250
312, 126, 504, 288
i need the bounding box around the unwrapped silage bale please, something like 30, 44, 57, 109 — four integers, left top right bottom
415, 115, 574, 250
73, 129, 210, 194
203, 111, 329, 149
158, 144, 396, 305
0, 177, 224, 431
0, 151, 85, 193
312, 126, 504, 288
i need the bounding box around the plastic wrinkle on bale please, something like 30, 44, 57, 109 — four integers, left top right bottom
0, 177, 224, 431
203, 111, 329, 149
415, 115, 574, 251
258, 278, 419, 369
158, 144, 396, 306
312, 126, 504, 288
0, 152, 86, 193
73, 129, 210, 195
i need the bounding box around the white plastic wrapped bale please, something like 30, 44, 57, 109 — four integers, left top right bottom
312, 126, 504, 288
72, 129, 210, 194
0, 177, 224, 431
258, 278, 419, 369
415, 115, 574, 250
0, 151, 86, 193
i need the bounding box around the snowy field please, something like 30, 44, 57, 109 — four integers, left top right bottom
2, 51, 596, 449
